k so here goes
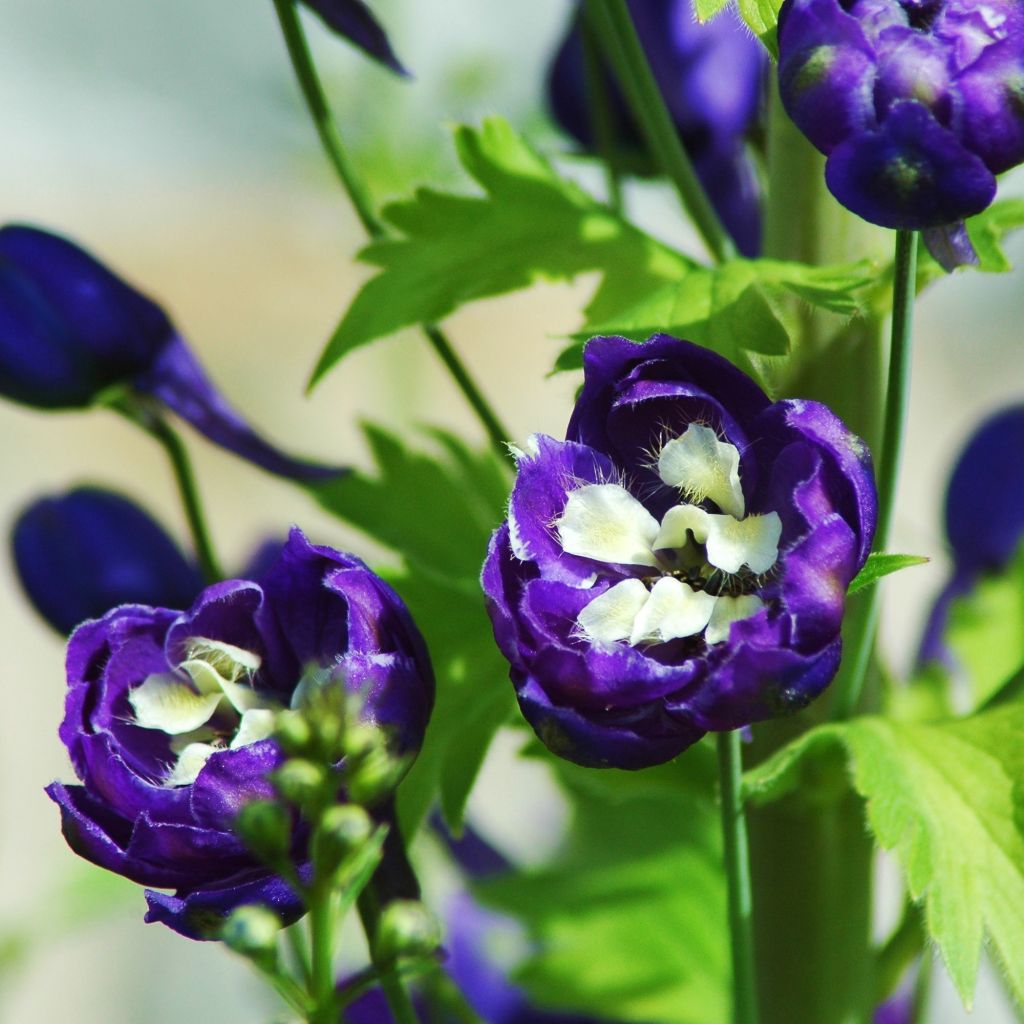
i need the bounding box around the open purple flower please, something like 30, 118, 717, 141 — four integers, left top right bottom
483, 335, 876, 769
46, 529, 433, 939
0, 224, 343, 481
547, 0, 766, 256
777, 0, 1024, 231
300, 0, 408, 75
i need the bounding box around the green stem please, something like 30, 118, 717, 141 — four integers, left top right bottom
308, 885, 338, 1024
833, 230, 918, 721
910, 958, 932, 1024
270, 0, 512, 460
357, 890, 421, 1024
717, 731, 759, 1024
582, 0, 735, 263
580, 7, 624, 214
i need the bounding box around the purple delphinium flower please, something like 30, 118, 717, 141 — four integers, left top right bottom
0, 224, 343, 482
547, 0, 766, 257
482, 335, 876, 769
46, 528, 433, 939
300, 0, 408, 75
918, 405, 1024, 665
874, 986, 912, 1024
777, 0, 1024, 231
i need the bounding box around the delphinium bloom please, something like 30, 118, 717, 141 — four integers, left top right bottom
0, 224, 342, 481
918, 405, 1024, 665
46, 529, 433, 938
300, 0, 408, 75
547, 0, 766, 256
777, 0, 1024, 232
483, 335, 876, 769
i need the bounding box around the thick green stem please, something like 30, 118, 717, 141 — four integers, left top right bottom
357, 890, 421, 1024
270, 0, 512, 460
583, 0, 735, 263
833, 230, 918, 722
717, 731, 759, 1024
308, 885, 338, 1024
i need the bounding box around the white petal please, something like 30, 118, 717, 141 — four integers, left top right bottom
657, 424, 745, 519
629, 577, 717, 645
165, 742, 219, 787
128, 673, 223, 735
231, 709, 278, 749
182, 659, 279, 715
185, 637, 262, 679
577, 579, 651, 643
705, 595, 764, 645
653, 503, 712, 551
704, 512, 782, 575
557, 484, 660, 567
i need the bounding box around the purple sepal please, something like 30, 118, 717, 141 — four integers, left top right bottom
824, 102, 996, 229
48, 529, 434, 938
300, 0, 409, 76
922, 220, 980, 271
11, 487, 203, 635
483, 336, 876, 768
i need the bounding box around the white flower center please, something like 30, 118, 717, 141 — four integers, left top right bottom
128, 637, 281, 786
556, 424, 781, 648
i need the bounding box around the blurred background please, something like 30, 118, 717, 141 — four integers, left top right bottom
1, 0, 1022, 1020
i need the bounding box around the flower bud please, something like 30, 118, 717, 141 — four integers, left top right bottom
312, 805, 375, 878
221, 905, 281, 965
300, 0, 409, 76
272, 760, 329, 813
235, 800, 292, 867
275, 710, 314, 757
346, 745, 405, 808
375, 900, 441, 965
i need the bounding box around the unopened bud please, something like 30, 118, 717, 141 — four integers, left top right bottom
272, 759, 328, 811
312, 804, 374, 878
235, 800, 291, 866
275, 710, 313, 756
347, 746, 403, 807
222, 905, 281, 965
376, 900, 441, 965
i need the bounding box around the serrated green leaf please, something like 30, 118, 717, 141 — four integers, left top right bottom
965, 199, 1024, 273
847, 552, 929, 595
948, 542, 1024, 708
745, 707, 1024, 1008
309, 117, 692, 388
694, 0, 731, 20
478, 744, 727, 1024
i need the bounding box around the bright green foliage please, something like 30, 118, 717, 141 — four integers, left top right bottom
847, 552, 929, 596
309, 117, 692, 389
966, 199, 1024, 272
693, 0, 731, 21
308, 425, 513, 833
554, 257, 874, 382
479, 743, 729, 1024
745, 705, 1024, 1008
947, 542, 1024, 708
737, 0, 785, 55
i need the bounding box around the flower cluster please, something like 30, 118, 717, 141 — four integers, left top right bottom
46, 529, 433, 938
777, 0, 1024, 230
547, 0, 766, 256
483, 335, 877, 769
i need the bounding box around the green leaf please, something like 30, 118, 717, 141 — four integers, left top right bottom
847, 552, 930, 596
745, 706, 1024, 1007
966, 199, 1024, 273
694, 0, 731, 20
478, 743, 728, 1024
309, 117, 692, 388
736, 0, 784, 56
947, 542, 1024, 708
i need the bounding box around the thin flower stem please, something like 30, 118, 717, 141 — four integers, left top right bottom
833, 230, 918, 720
910, 957, 933, 1024
580, 7, 624, 214
582, 0, 736, 264
717, 730, 759, 1024
308, 885, 338, 1024
270, 0, 512, 461
357, 890, 421, 1024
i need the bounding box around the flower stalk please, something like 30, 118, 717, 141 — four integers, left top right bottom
270, 0, 512, 461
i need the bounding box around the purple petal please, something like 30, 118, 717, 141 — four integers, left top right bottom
300, 0, 409, 76
922, 220, 981, 271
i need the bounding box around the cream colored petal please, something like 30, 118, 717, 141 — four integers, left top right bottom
704, 512, 782, 575
182, 658, 279, 715
128, 673, 223, 735
705, 595, 764, 645
576, 579, 650, 643
653, 503, 712, 551
165, 742, 219, 787
629, 577, 717, 646
185, 637, 262, 679
557, 484, 660, 567
657, 424, 745, 519
231, 709, 278, 749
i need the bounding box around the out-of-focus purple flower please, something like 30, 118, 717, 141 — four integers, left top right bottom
777, 0, 1024, 230
46, 529, 434, 939
546, 0, 766, 257
874, 985, 912, 1024
482, 335, 876, 769
918, 405, 1024, 665
300, 0, 408, 75
0, 224, 344, 482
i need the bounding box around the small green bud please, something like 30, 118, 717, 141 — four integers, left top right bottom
347, 746, 405, 807
343, 722, 381, 761
275, 710, 313, 756
272, 759, 329, 811
235, 800, 291, 865
376, 901, 441, 965
311, 804, 374, 878
222, 905, 281, 965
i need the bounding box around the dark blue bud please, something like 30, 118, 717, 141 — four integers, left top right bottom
11, 487, 204, 634
301, 0, 409, 75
